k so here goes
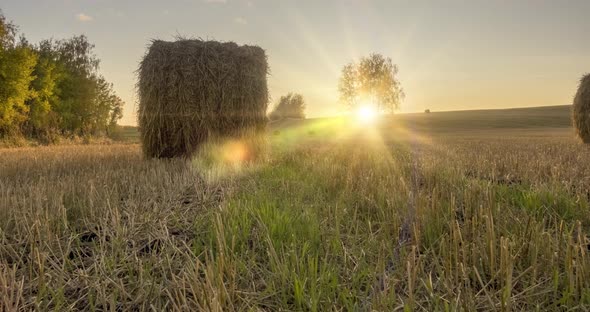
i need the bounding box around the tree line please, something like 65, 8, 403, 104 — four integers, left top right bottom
0, 11, 123, 143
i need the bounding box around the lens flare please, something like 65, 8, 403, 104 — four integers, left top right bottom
222, 141, 249, 164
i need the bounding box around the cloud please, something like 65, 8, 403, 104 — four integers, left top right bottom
204, 0, 227, 3
76, 13, 93, 22
234, 17, 248, 25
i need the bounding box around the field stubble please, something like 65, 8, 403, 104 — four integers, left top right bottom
0, 119, 589, 311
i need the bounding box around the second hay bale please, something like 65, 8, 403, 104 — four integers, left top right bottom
573, 74, 590, 143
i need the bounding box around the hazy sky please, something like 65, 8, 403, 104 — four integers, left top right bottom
3, 0, 589, 125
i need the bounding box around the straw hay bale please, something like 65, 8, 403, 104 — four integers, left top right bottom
138, 39, 268, 158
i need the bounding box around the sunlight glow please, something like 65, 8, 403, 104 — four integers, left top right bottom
357, 105, 378, 124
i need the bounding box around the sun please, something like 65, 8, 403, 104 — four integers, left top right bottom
357, 104, 378, 123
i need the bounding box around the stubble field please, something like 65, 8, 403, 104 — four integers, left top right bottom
1, 106, 589, 311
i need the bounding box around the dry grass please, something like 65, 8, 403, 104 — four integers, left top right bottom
1, 119, 589, 311
0, 145, 228, 310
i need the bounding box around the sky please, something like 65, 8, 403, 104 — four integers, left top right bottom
2, 0, 589, 125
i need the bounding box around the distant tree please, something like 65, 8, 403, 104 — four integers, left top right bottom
269, 93, 306, 120
107, 99, 123, 135
338, 53, 404, 113
94, 76, 124, 135
424, 109, 431, 113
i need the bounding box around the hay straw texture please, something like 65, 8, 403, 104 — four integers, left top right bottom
573, 74, 590, 143
138, 39, 269, 158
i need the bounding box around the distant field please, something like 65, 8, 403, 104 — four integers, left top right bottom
393, 105, 572, 131
274, 105, 573, 135
119, 105, 574, 143
113, 125, 143, 142
2, 104, 589, 311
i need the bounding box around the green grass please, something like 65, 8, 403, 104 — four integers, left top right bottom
1, 106, 589, 311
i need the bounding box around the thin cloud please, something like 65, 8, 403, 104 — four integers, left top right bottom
204, 0, 227, 3
234, 17, 248, 25
76, 13, 93, 22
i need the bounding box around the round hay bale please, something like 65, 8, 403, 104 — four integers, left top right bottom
573, 74, 590, 143
138, 39, 269, 158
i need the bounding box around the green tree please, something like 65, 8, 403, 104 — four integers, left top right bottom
51, 35, 101, 134
24, 39, 63, 137
0, 11, 123, 140
269, 93, 306, 120
0, 10, 18, 50
41, 35, 122, 135
0, 12, 37, 135
338, 53, 404, 113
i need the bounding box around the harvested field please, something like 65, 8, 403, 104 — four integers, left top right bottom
1, 106, 589, 310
